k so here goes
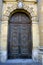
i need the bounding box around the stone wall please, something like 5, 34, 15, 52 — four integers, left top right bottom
37, 0, 43, 63
38, 0, 43, 46
0, 0, 43, 63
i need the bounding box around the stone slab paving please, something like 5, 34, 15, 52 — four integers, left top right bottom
0, 59, 42, 65
0, 62, 42, 65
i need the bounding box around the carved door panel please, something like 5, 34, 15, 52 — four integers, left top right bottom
8, 24, 19, 58
20, 24, 31, 58
8, 12, 32, 59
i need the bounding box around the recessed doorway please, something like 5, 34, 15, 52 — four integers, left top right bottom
7, 10, 32, 59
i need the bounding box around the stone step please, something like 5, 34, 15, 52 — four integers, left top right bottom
0, 59, 42, 65
0, 62, 41, 65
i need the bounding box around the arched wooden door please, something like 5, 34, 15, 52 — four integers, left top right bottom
8, 12, 32, 59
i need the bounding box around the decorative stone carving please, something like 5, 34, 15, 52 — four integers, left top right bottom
32, 16, 38, 21
2, 15, 9, 21
2, 3, 36, 21
17, 1, 23, 8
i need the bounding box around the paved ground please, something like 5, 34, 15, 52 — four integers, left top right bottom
0, 63, 41, 65
0, 59, 42, 65
0, 62, 42, 65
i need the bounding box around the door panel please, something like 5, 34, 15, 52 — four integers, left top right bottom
21, 24, 31, 56
8, 24, 19, 58
8, 12, 32, 59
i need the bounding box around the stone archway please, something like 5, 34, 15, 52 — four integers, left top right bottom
7, 9, 32, 59
1, 3, 40, 62
2, 3, 35, 21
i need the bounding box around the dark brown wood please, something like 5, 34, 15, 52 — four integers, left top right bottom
8, 12, 32, 59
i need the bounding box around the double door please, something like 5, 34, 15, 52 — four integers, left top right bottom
8, 12, 32, 59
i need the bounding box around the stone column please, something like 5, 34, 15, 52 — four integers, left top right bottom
32, 19, 40, 62
1, 21, 8, 62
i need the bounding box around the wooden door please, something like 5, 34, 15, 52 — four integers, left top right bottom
8, 12, 32, 59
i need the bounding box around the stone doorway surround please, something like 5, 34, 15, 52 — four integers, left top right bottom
1, 1, 40, 62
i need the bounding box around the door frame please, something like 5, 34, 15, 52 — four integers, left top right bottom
7, 9, 33, 59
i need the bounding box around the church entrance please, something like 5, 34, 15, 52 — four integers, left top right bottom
8, 12, 32, 59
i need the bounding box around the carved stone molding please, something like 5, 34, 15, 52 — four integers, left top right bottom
2, 3, 36, 21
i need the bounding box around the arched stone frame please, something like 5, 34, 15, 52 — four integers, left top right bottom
7, 9, 32, 59
1, 3, 40, 62
2, 3, 35, 21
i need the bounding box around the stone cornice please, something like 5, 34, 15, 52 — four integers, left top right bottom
3, 0, 37, 3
